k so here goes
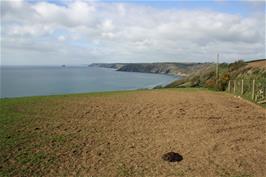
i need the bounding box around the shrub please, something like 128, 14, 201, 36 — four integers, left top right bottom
229, 60, 247, 72
216, 72, 230, 91
153, 85, 163, 89
205, 79, 216, 89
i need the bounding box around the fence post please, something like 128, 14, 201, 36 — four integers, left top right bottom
241, 79, 244, 95
252, 79, 255, 100
234, 80, 236, 94
228, 80, 231, 92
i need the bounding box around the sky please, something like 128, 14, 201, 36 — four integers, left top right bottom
1, 0, 265, 65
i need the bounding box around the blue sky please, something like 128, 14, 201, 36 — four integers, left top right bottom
1, 0, 265, 65
27, 0, 265, 16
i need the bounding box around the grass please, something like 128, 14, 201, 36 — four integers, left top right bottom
0, 95, 62, 176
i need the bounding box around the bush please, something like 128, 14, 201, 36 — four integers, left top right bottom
165, 79, 186, 88
216, 72, 230, 91
229, 60, 246, 72
153, 85, 163, 89
216, 80, 227, 91
205, 79, 216, 89
203, 72, 230, 91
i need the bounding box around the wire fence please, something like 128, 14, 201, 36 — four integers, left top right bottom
227, 79, 266, 104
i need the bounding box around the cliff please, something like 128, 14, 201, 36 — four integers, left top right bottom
89, 62, 213, 77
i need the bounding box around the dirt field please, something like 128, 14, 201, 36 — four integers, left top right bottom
1, 89, 265, 177
247, 60, 266, 69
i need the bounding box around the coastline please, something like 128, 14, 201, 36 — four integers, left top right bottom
88, 62, 213, 77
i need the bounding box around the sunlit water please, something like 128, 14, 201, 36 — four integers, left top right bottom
0, 66, 179, 98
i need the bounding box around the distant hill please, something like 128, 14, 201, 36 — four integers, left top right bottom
89, 63, 125, 69
89, 62, 213, 77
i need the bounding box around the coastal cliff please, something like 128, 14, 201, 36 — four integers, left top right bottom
89, 62, 213, 77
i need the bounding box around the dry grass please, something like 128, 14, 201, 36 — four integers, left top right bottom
1, 89, 265, 177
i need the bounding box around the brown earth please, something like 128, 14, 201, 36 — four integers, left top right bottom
1, 89, 266, 177
247, 60, 266, 69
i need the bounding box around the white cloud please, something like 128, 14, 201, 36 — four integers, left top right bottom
101, 19, 114, 31
1, 0, 265, 65
58, 35, 66, 42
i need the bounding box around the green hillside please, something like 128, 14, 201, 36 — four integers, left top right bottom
165, 59, 266, 105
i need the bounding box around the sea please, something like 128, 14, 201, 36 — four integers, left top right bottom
0, 66, 179, 98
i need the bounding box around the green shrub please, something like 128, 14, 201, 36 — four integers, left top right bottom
229, 60, 247, 72
216, 72, 230, 91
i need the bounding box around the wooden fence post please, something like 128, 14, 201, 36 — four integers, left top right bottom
234, 80, 236, 94
228, 80, 231, 92
241, 79, 244, 95
252, 79, 255, 100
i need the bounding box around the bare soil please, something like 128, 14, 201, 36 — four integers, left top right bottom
247, 60, 266, 69
1, 89, 266, 177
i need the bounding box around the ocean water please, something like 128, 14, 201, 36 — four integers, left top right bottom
0, 66, 179, 98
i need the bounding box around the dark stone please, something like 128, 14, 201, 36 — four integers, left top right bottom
162, 152, 183, 162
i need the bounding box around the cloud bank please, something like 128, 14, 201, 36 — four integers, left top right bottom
1, 0, 265, 65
